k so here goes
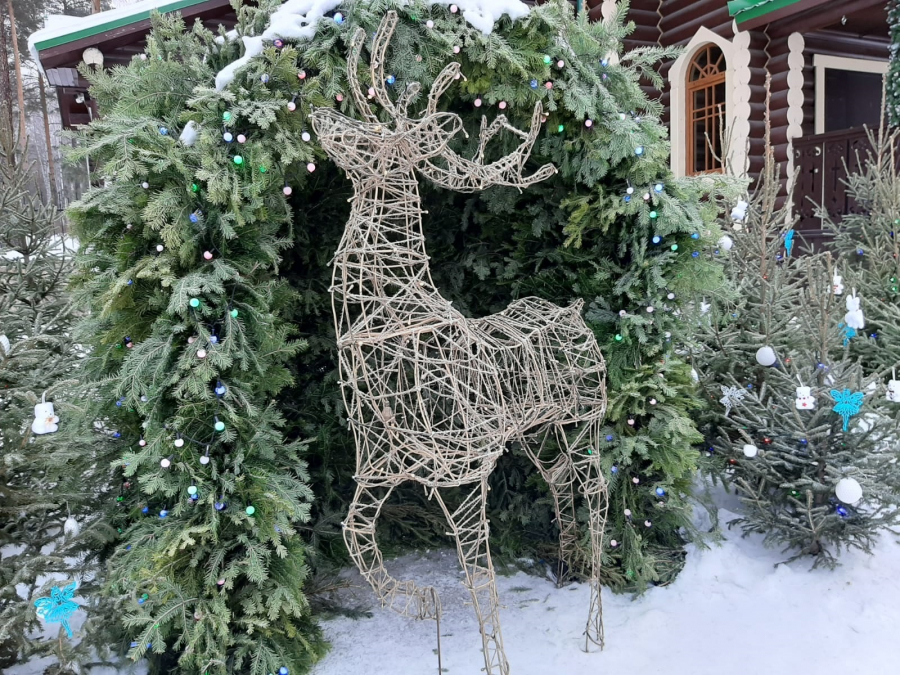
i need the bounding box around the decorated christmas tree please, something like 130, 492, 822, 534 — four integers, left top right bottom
66, 1, 733, 670
696, 137, 900, 566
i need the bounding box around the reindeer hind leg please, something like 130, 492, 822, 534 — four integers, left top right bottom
566, 419, 609, 651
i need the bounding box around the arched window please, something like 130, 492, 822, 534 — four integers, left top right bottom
686, 44, 726, 175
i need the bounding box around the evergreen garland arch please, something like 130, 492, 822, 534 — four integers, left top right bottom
69, 0, 729, 671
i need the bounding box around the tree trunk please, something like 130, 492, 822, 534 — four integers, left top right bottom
39, 75, 59, 208
6, 0, 27, 149
92, 0, 101, 13
0, 0, 16, 161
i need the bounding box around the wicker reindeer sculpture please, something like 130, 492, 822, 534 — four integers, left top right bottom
310, 12, 609, 674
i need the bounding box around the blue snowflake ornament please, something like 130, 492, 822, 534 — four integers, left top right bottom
839, 322, 856, 346
34, 581, 79, 638
831, 388, 864, 432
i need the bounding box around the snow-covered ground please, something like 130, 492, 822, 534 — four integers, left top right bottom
313, 487, 900, 675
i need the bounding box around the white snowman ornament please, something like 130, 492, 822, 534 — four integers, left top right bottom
795, 385, 816, 410
887, 369, 900, 403
32, 397, 59, 435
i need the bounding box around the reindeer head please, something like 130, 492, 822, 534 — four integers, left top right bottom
310, 11, 555, 190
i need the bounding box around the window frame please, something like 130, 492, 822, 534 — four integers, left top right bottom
813, 54, 888, 135
685, 44, 727, 176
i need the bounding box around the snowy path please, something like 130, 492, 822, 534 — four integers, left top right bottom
313, 494, 900, 675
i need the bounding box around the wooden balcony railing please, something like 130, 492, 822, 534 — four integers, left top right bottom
792, 126, 873, 248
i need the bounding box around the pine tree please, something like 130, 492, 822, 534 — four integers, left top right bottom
68, 9, 733, 672
695, 136, 900, 566
0, 142, 114, 672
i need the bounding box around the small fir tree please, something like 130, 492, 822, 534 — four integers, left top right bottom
0, 143, 114, 673
823, 124, 900, 373
696, 138, 900, 566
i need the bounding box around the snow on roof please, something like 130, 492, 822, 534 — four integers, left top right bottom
28, 0, 213, 71
214, 0, 530, 90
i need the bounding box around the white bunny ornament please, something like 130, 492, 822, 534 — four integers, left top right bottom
32, 395, 59, 435
844, 291, 865, 330
832, 271, 844, 295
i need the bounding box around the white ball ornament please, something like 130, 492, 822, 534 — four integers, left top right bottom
718, 235, 734, 251
174, 438, 185, 448
156, 244, 165, 253
755, 346, 777, 367
426, 20, 434, 28
141, 182, 150, 189
63, 517, 80, 536
742, 444, 759, 458
160, 457, 171, 468
835, 478, 863, 504
200, 455, 210, 465
301, 131, 311, 142
197, 349, 207, 359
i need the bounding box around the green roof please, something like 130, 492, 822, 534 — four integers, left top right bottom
727, 0, 806, 24
30, 0, 212, 54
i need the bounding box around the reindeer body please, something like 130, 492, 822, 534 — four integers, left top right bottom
311, 14, 609, 673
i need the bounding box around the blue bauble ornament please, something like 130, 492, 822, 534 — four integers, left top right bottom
159, 127, 168, 135
635, 146, 644, 156
189, 213, 199, 223
159, 509, 169, 518
655, 487, 666, 497
141, 506, 149, 514
386, 75, 396, 85
333, 12, 344, 23
530, 79, 538, 89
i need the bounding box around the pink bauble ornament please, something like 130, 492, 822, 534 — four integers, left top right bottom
197, 349, 207, 359
336, 93, 343, 102
585, 119, 593, 127
283, 186, 293, 196
557, 59, 565, 68
474, 98, 482, 107
426, 20, 434, 28
237, 134, 246, 143
450, 4, 458, 12
287, 101, 296, 111
307, 162, 316, 172
453, 46, 460, 54
499, 101, 507, 109
298, 70, 306, 80
545, 81, 553, 89
203, 251, 213, 260
138, 439, 147, 447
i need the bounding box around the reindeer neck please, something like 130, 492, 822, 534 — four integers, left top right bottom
332, 168, 444, 334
